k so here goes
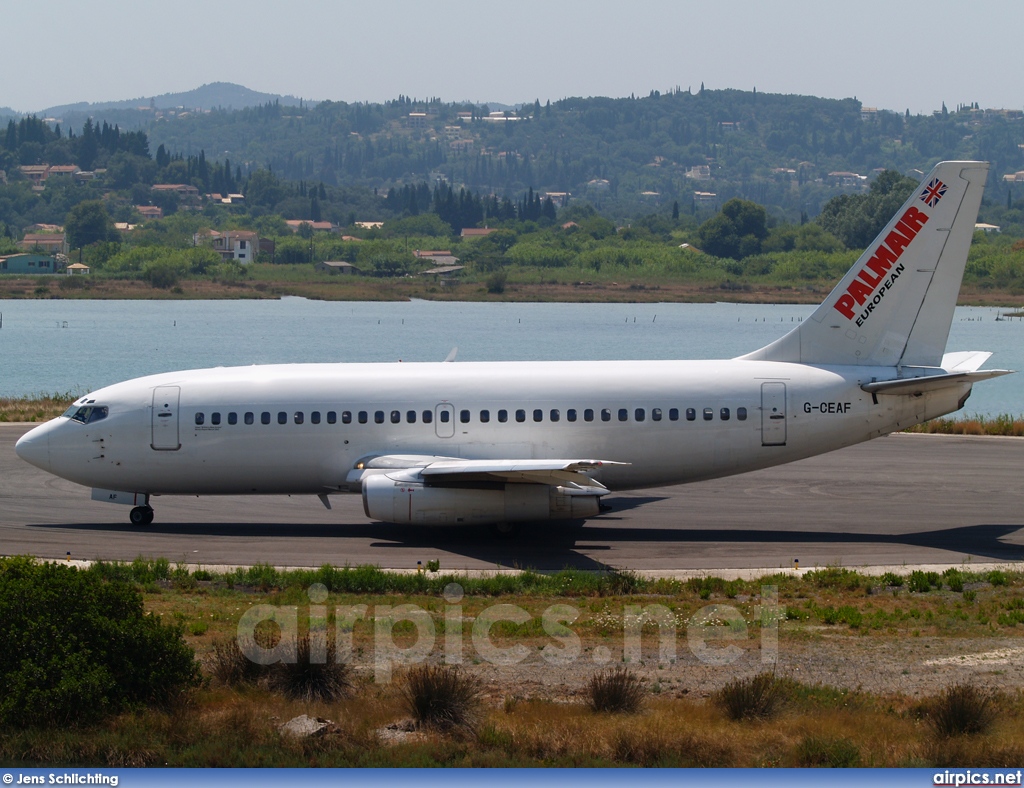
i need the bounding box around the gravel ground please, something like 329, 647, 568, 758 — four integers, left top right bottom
423, 635, 1024, 704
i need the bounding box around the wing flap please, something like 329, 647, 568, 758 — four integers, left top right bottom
347, 455, 626, 494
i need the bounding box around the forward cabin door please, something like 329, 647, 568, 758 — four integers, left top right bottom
761, 382, 787, 447
151, 386, 181, 450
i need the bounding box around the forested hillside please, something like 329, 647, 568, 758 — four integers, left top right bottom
3, 86, 1024, 222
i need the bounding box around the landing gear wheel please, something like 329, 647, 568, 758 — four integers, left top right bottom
493, 521, 518, 537
130, 506, 154, 526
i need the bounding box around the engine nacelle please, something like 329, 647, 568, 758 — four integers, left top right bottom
362, 475, 602, 525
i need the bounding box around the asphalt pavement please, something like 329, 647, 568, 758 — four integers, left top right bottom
2, 424, 1022, 572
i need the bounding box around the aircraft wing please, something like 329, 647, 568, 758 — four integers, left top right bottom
346, 456, 626, 494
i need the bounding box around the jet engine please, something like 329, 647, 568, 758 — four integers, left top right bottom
361, 474, 602, 525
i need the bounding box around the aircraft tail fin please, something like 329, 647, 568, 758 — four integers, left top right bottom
740, 161, 989, 367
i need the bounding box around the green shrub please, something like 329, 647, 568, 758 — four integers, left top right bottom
944, 569, 965, 593
402, 665, 482, 732
587, 667, 646, 714
987, 570, 1008, 587
880, 572, 905, 587
0, 557, 199, 728
805, 567, 860, 591
715, 671, 786, 721
909, 570, 939, 593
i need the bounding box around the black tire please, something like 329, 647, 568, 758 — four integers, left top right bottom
130, 506, 153, 526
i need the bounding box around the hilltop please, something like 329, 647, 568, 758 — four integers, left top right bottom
39, 82, 308, 117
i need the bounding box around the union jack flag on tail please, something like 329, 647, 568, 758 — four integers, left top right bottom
920, 177, 947, 207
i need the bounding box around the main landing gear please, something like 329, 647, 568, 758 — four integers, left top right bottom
130, 505, 155, 526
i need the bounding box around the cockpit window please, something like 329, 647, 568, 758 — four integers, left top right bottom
65, 406, 109, 424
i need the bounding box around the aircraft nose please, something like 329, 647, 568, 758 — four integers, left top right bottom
15, 422, 52, 472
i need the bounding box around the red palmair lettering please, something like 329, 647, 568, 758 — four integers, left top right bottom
833, 207, 929, 319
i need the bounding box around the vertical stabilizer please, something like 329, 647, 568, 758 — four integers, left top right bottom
740, 161, 988, 367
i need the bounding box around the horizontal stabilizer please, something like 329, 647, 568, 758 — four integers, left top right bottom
861, 369, 1012, 396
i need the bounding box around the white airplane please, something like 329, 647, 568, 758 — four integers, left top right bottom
16, 161, 1012, 528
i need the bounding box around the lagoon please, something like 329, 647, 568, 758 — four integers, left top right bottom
0, 298, 1020, 417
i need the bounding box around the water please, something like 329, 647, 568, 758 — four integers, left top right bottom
0, 298, 1020, 417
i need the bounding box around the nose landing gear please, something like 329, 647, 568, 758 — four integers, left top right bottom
130, 505, 155, 526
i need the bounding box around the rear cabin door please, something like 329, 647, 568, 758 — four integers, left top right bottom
760, 382, 787, 447
151, 386, 181, 450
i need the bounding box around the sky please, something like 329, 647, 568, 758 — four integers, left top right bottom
4, 0, 1021, 115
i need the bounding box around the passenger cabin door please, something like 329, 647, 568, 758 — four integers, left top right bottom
434, 403, 455, 439
151, 386, 181, 450
761, 382, 787, 447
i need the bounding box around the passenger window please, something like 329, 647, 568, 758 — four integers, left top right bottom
228, 412, 238, 425
460, 409, 470, 423
407, 410, 417, 423
686, 408, 696, 422
601, 408, 611, 422
584, 409, 594, 422
550, 409, 560, 422
391, 410, 401, 424
635, 408, 645, 422
423, 410, 433, 424
652, 408, 662, 421
195, 412, 205, 426
211, 412, 221, 425
618, 408, 628, 422
703, 408, 713, 421
516, 409, 526, 423
533, 409, 543, 422
567, 409, 577, 422
311, 411, 321, 424
375, 411, 385, 424
278, 411, 288, 425
498, 409, 508, 423
245, 412, 254, 425
480, 410, 490, 423
440, 410, 450, 423
720, 408, 730, 421
737, 407, 747, 421
358, 411, 368, 424
294, 412, 304, 425
669, 408, 679, 421
261, 412, 271, 425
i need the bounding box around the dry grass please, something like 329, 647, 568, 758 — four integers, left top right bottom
0, 392, 76, 422
5, 563, 1023, 765
903, 414, 1024, 436
586, 667, 646, 714
267, 633, 353, 703
1, 677, 1022, 766
401, 665, 483, 733
715, 671, 787, 721
928, 683, 998, 738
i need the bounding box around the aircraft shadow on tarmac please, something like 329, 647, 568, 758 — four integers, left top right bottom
31, 517, 1024, 570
